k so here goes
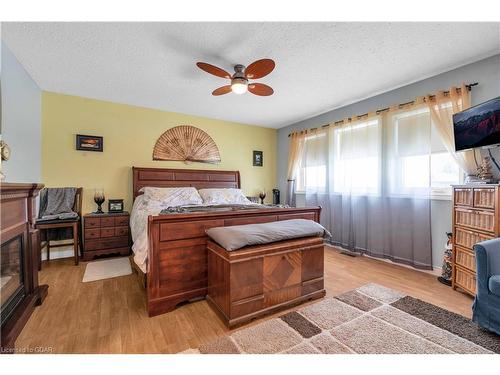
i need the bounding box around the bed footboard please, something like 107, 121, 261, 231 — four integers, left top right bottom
145, 207, 322, 317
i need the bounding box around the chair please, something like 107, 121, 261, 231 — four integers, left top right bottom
36, 188, 83, 268
472, 238, 500, 335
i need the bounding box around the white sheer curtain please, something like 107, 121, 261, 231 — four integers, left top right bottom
426, 85, 476, 176
303, 106, 436, 269
297, 89, 470, 268
286, 131, 306, 206
381, 103, 433, 268
302, 127, 331, 229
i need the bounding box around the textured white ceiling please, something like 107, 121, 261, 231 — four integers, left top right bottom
2, 22, 500, 128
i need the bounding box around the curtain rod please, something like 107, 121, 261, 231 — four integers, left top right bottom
288, 83, 478, 137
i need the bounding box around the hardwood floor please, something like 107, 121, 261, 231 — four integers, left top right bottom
15, 246, 474, 354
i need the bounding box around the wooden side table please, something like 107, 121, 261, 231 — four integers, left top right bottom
82, 212, 131, 261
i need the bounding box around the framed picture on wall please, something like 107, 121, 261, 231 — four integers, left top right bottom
253, 151, 263, 167
76, 134, 103, 152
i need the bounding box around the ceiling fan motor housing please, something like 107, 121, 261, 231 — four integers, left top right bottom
231, 77, 248, 86
232, 64, 247, 82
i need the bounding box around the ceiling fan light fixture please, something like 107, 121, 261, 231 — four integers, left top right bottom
231, 78, 248, 95
197, 59, 274, 97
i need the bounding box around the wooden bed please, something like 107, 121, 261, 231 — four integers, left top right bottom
132, 167, 322, 317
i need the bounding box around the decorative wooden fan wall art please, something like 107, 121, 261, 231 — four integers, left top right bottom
153, 125, 221, 164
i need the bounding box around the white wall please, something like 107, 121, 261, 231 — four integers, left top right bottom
1, 41, 42, 182
278, 54, 500, 269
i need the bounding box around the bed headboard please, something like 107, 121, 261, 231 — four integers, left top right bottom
132, 167, 241, 199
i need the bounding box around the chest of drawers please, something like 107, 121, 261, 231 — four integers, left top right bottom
82, 212, 130, 261
452, 185, 499, 296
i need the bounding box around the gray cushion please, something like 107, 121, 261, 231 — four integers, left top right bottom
489, 275, 500, 297
205, 219, 330, 251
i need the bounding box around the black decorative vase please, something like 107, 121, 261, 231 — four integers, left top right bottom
94, 188, 105, 214
259, 191, 266, 205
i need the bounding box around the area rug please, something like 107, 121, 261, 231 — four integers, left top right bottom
183, 283, 500, 354
82, 257, 132, 282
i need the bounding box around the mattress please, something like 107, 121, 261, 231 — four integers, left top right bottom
129, 196, 264, 272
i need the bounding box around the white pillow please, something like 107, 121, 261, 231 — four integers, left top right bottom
140, 187, 203, 206
198, 188, 252, 205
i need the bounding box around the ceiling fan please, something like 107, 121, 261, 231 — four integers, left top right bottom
196, 59, 275, 96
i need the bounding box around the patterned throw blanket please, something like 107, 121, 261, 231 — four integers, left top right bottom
160, 203, 290, 214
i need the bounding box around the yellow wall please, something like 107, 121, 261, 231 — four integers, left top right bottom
42, 92, 277, 214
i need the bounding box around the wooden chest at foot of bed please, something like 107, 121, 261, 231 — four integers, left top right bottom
206, 237, 326, 328
145, 207, 321, 317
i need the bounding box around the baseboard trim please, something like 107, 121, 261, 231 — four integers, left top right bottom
325, 244, 441, 276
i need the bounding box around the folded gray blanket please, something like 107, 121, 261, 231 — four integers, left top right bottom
37, 187, 79, 241
38, 187, 78, 221
206, 219, 330, 251
37, 212, 79, 221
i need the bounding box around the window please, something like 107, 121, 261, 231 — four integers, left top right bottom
295, 103, 462, 199
296, 165, 326, 192
431, 152, 461, 193
332, 119, 381, 195
396, 152, 461, 197
295, 165, 306, 192
295, 132, 327, 193
391, 107, 461, 197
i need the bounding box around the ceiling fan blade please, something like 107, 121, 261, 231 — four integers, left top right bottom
212, 85, 232, 96
196, 62, 232, 79
245, 59, 275, 79
248, 83, 274, 96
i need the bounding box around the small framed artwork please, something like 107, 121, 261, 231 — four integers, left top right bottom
108, 199, 124, 213
76, 134, 103, 152
253, 151, 263, 167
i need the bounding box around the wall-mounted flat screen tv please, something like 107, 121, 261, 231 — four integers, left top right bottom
453, 96, 500, 152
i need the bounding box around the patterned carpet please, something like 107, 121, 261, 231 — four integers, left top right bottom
182, 283, 500, 354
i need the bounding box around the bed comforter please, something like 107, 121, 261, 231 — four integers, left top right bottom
130, 196, 264, 272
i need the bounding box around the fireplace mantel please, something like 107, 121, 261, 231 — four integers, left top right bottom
0, 182, 46, 352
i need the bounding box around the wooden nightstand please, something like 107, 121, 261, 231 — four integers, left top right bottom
82, 212, 130, 261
